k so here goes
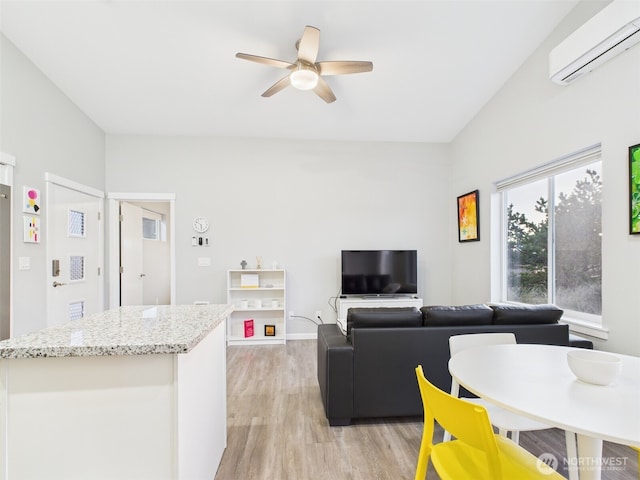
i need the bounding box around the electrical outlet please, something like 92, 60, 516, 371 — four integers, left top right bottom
315, 310, 322, 319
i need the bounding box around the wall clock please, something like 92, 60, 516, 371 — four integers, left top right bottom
193, 217, 209, 233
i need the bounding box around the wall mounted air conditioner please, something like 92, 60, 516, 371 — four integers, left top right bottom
549, 0, 640, 85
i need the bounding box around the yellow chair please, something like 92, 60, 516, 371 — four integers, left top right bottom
414, 365, 565, 480
632, 446, 639, 480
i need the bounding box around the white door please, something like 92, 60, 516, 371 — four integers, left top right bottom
47, 177, 103, 327
107, 194, 176, 309
120, 202, 144, 305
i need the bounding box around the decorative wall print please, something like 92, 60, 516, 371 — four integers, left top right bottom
23, 186, 40, 214
23, 215, 41, 243
630, 143, 640, 235
457, 190, 480, 242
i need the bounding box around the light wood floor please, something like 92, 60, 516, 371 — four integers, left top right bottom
215, 340, 638, 480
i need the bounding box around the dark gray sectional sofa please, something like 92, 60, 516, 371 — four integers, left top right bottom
317, 303, 587, 426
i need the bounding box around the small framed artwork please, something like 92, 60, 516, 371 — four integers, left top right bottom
264, 325, 276, 337
630, 143, 640, 235
23, 215, 41, 243
23, 186, 41, 214
457, 190, 480, 242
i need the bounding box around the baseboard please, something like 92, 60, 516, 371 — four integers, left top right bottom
286, 333, 318, 341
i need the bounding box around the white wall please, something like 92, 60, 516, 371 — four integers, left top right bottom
105, 136, 452, 335
0, 35, 106, 336
449, 1, 640, 355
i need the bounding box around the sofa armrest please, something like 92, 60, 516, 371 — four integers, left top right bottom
317, 324, 354, 426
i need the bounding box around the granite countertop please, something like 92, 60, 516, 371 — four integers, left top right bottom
0, 304, 233, 359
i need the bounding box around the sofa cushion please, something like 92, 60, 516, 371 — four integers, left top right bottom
346, 307, 422, 336
490, 303, 563, 325
421, 304, 494, 326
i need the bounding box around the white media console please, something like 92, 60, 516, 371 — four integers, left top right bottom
337, 296, 423, 323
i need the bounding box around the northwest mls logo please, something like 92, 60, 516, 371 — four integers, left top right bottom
537, 453, 559, 475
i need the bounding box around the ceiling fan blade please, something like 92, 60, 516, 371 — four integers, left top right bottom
236, 53, 294, 70
313, 77, 336, 104
261, 75, 291, 97
297, 26, 320, 64
317, 61, 373, 76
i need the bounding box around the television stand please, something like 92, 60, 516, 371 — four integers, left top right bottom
337, 296, 423, 323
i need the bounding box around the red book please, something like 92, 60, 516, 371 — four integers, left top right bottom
244, 319, 254, 338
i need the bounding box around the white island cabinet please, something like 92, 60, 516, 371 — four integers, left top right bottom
0, 304, 232, 480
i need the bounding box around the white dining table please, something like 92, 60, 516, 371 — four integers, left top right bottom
448, 344, 640, 480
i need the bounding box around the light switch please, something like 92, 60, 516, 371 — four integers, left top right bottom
198, 257, 211, 267
19, 256, 30, 270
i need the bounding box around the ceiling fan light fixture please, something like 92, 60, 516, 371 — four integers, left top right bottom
236, 26, 372, 103
290, 66, 318, 90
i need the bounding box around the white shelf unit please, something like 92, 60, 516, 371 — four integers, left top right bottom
227, 269, 286, 345
337, 296, 423, 323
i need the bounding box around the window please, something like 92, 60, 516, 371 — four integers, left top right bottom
142, 209, 166, 241
496, 145, 602, 329
68, 209, 85, 237
69, 301, 84, 321
142, 217, 159, 240
69, 255, 85, 281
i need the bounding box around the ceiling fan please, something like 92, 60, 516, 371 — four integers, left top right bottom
236, 25, 373, 104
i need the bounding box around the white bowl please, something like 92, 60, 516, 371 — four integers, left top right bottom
567, 350, 622, 386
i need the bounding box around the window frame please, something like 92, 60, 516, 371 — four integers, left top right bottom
493, 143, 607, 339
142, 209, 166, 242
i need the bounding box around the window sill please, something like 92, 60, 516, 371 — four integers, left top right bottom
561, 317, 609, 340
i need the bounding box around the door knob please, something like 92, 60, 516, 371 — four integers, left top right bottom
139, 274, 146, 279
52, 281, 67, 287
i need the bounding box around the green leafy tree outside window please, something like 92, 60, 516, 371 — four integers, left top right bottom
507, 169, 601, 314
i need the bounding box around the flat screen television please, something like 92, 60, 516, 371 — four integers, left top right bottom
341, 250, 418, 296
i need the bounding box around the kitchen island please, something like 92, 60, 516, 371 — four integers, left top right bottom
0, 304, 232, 480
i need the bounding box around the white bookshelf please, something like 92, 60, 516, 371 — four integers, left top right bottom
226, 269, 286, 345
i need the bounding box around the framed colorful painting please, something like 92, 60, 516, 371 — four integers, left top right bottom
630, 143, 640, 235
457, 190, 480, 242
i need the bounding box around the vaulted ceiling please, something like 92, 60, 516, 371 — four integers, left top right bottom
0, 1, 579, 143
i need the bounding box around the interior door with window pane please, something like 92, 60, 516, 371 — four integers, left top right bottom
47, 182, 102, 327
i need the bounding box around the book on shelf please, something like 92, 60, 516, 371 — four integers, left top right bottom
244, 319, 254, 338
